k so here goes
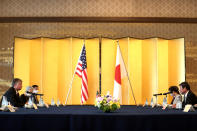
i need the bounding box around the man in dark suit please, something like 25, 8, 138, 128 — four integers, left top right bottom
179, 82, 197, 108
0, 78, 28, 107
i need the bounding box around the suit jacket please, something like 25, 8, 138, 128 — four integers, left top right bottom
0, 87, 28, 107
32, 95, 39, 104
182, 91, 197, 108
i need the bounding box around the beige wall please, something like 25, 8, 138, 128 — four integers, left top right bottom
0, 0, 197, 97
0, 0, 197, 17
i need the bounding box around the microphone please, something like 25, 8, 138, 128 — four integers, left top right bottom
153, 93, 162, 96
26, 91, 44, 96
163, 92, 172, 95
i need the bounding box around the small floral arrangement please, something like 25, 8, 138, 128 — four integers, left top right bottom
95, 92, 120, 112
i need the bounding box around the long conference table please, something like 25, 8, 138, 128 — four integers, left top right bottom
0, 105, 197, 131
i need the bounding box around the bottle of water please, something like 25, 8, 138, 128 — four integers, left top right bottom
163, 97, 167, 107
1, 96, 8, 107
150, 98, 154, 106
28, 97, 33, 108
51, 98, 55, 106
176, 101, 182, 110
39, 97, 44, 107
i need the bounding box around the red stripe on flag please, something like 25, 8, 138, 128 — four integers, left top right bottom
83, 70, 88, 83
82, 79, 88, 96
82, 90, 88, 100
82, 70, 88, 86
76, 67, 82, 72
81, 88, 88, 101
78, 63, 82, 66
76, 72, 82, 78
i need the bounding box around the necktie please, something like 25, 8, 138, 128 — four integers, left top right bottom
183, 95, 186, 103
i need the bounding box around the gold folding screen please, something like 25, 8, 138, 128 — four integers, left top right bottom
14, 38, 99, 105
101, 38, 185, 105
14, 37, 185, 105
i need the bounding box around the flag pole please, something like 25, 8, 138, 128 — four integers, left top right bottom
117, 40, 137, 105
65, 40, 85, 105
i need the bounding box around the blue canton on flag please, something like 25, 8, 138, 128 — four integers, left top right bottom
80, 46, 87, 70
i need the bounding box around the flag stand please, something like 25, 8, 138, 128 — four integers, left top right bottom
65, 40, 85, 105
117, 41, 137, 105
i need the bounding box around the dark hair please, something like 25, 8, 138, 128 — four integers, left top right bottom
32, 85, 38, 88
169, 86, 179, 94
11, 78, 22, 87
179, 82, 190, 90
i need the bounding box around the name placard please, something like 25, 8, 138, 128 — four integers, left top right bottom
7, 105, 15, 112
183, 104, 195, 112
44, 103, 49, 108
152, 104, 156, 108
0, 107, 4, 111
33, 103, 38, 110
162, 105, 167, 110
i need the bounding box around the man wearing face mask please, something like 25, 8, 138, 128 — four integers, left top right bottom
0, 78, 28, 107
32, 85, 39, 104
179, 82, 197, 108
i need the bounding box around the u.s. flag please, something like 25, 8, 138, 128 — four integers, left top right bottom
75, 44, 88, 104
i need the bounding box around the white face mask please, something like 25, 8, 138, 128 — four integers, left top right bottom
26, 93, 31, 97
33, 90, 38, 93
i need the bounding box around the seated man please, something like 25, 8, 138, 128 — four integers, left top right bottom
0, 78, 28, 107
179, 82, 197, 108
